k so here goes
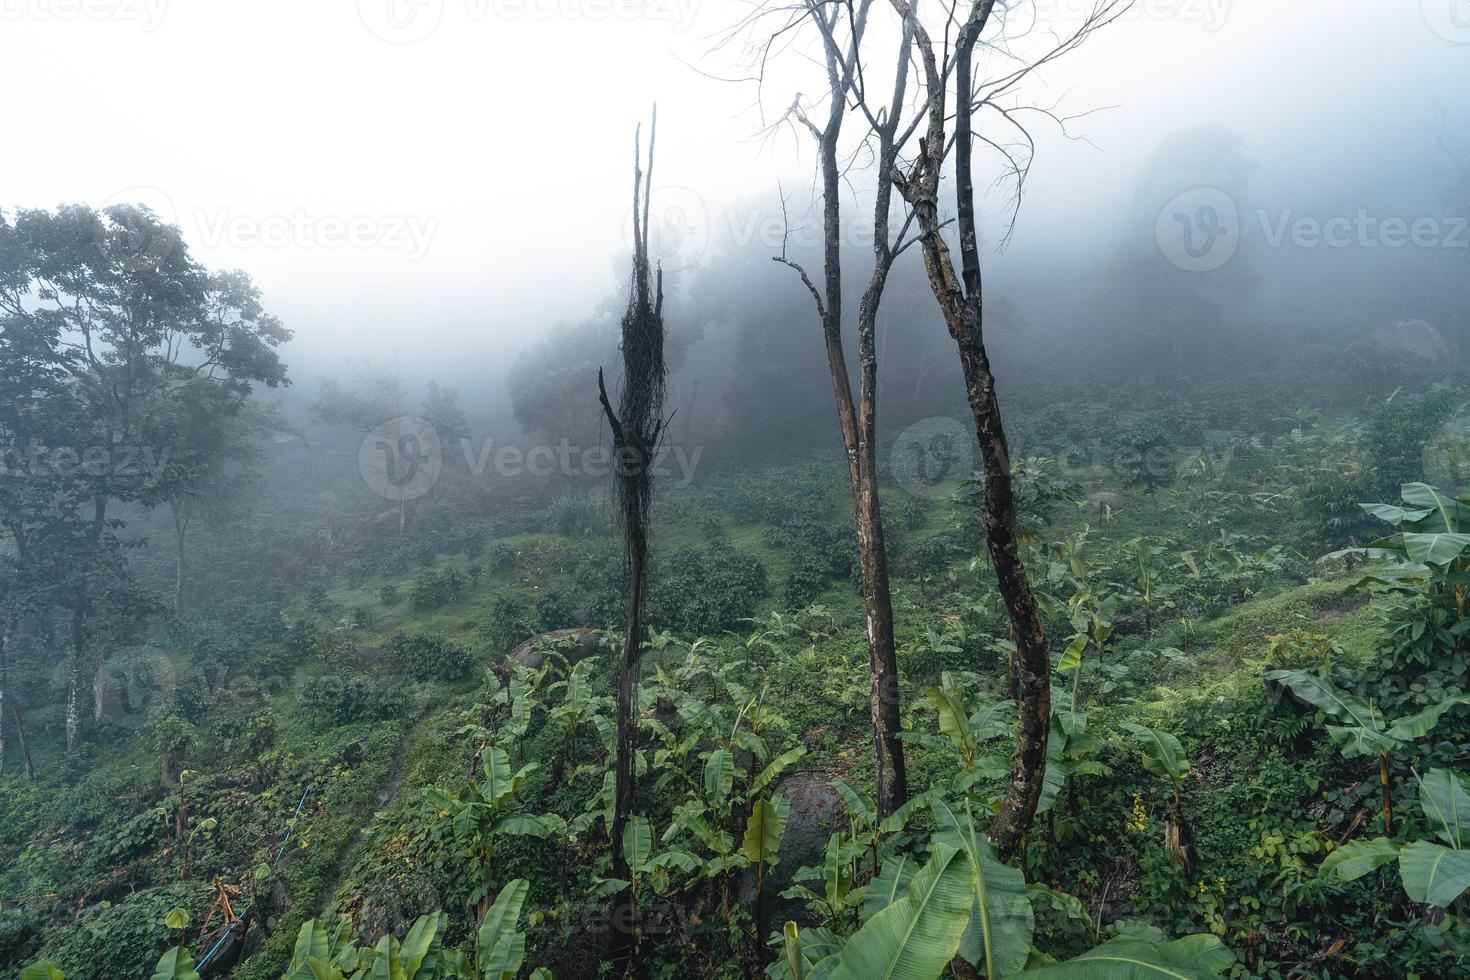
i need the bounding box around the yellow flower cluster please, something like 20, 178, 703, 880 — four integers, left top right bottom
1125, 793, 1149, 834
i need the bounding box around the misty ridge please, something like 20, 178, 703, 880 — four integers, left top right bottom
2, 3, 1470, 980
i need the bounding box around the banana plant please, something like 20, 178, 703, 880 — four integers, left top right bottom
1120, 723, 1196, 877
150, 950, 201, 980
1036, 704, 1112, 831
1320, 767, 1470, 909
1265, 667, 1470, 833
460, 667, 536, 767
547, 659, 611, 762
424, 746, 565, 920
1119, 537, 1181, 632
1335, 482, 1470, 665
829, 778, 934, 881
780, 831, 868, 929
1044, 588, 1114, 716
770, 804, 1230, 980
915, 672, 1014, 790
277, 880, 548, 980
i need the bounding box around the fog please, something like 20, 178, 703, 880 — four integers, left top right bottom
3, 0, 1464, 417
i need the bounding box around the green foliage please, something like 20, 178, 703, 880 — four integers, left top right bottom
299, 674, 407, 723
411, 567, 468, 612
381, 631, 475, 682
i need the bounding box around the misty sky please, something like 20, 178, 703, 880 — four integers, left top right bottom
2, 1, 1466, 386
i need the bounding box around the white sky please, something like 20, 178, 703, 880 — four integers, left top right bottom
2, 0, 1466, 379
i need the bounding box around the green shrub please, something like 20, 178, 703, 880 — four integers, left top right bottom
379, 631, 473, 682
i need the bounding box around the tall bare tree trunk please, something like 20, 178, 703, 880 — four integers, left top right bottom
601, 111, 668, 977
776, 0, 908, 819
0, 609, 10, 774
171, 498, 189, 613
67, 602, 85, 754
894, 0, 1049, 860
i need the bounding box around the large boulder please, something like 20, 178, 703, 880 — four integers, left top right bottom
1084, 491, 1127, 514
1372, 319, 1449, 361
509, 628, 603, 670
750, 772, 847, 922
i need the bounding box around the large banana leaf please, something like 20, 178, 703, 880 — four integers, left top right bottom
930, 798, 1033, 977
864, 854, 916, 918
1318, 838, 1400, 882
927, 687, 976, 761
1385, 696, 1470, 743
1399, 483, 1468, 532
832, 779, 876, 827
148, 949, 202, 980
399, 912, 446, 978
705, 749, 735, 808
477, 879, 530, 979
20, 965, 66, 980
1402, 532, 1470, 567
752, 746, 808, 796
1399, 840, 1470, 908
1417, 768, 1470, 848
290, 920, 333, 971
743, 796, 791, 867
1017, 934, 1232, 978
625, 816, 654, 882
369, 936, 402, 980
1263, 670, 1379, 732
827, 844, 974, 980
1119, 723, 1189, 782
1323, 724, 1397, 759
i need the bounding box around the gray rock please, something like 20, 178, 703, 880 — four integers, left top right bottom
1373, 319, 1449, 361
1085, 491, 1127, 514
509, 628, 603, 670
761, 773, 846, 918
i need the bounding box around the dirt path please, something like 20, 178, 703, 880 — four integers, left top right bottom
317, 724, 417, 914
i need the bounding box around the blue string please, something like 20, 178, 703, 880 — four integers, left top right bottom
193, 785, 312, 971
272, 786, 312, 872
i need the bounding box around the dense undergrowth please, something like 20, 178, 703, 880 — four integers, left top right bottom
5, 384, 1470, 978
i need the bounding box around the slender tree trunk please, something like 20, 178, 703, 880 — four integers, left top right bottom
0, 610, 10, 774
8, 700, 36, 779
171, 498, 189, 613
777, 0, 908, 818
895, 0, 1048, 860
67, 602, 86, 753
602, 112, 667, 977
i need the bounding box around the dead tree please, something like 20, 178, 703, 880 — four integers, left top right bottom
764, 0, 911, 821
888, 0, 1126, 858
599, 109, 669, 975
